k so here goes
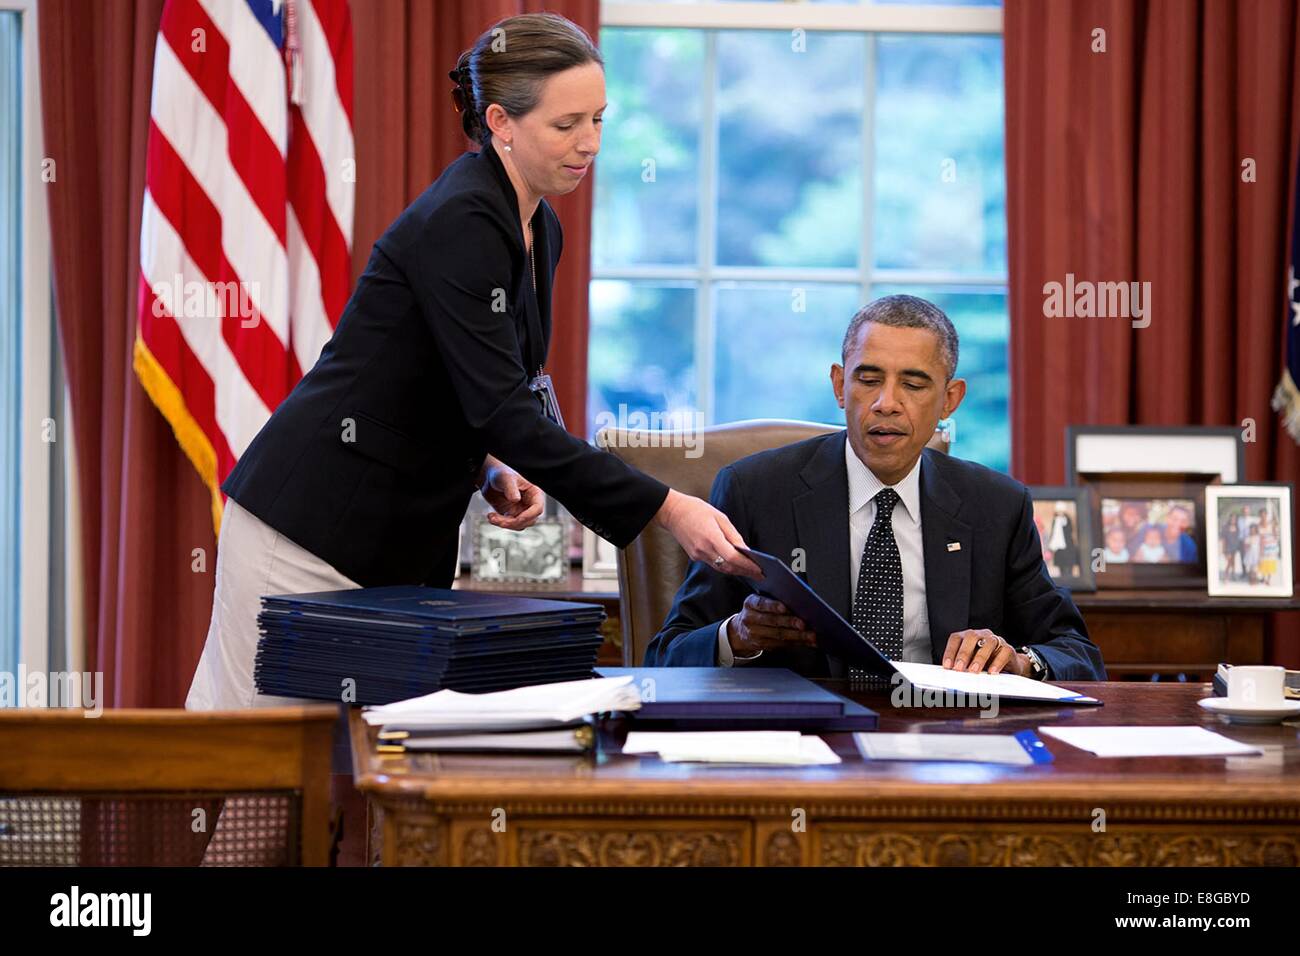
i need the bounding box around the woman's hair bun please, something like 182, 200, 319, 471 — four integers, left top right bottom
449, 13, 603, 148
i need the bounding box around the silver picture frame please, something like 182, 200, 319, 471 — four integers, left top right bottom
582, 527, 618, 580
471, 515, 568, 586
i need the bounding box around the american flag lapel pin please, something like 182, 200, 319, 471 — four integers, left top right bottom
947, 542, 962, 552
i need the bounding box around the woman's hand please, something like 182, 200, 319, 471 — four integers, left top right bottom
479, 456, 545, 531
654, 489, 762, 578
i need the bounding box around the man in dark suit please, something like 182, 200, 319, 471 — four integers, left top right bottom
645, 295, 1106, 681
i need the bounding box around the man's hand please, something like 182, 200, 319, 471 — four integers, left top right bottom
479, 456, 544, 531
941, 628, 1030, 676
728, 595, 818, 657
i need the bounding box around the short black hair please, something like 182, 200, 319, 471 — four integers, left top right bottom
841, 294, 959, 380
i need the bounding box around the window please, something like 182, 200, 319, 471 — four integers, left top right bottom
0, 9, 21, 671
590, 1, 1008, 471
1, 0, 62, 678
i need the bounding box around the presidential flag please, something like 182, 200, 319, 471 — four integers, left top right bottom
135, 0, 354, 531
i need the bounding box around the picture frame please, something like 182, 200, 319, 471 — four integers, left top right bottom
471, 516, 568, 587
453, 520, 463, 579
582, 527, 619, 580
1086, 476, 1209, 589
1027, 485, 1096, 592
1205, 483, 1294, 598
1065, 425, 1245, 485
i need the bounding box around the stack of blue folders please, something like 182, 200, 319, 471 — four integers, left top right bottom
254, 586, 606, 705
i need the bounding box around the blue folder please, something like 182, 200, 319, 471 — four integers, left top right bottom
595, 667, 878, 731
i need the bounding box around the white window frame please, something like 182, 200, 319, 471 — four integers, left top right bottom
596, 1, 1005, 425
2, 0, 77, 678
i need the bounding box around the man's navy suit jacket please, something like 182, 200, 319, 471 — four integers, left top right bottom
644, 431, 1107, 681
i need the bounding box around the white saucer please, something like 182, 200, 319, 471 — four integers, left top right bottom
1198, 696, 1300, 723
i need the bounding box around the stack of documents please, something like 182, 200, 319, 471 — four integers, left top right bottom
623, 731, 841, 765
254, 586, 606, 705
363, 676, 643, 753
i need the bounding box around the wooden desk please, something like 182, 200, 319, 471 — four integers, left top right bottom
349, 682, 1300, 867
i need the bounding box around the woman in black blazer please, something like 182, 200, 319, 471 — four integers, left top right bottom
187, 13, 757, 709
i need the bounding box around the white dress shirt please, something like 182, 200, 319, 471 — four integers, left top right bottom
718, 444, 931, 666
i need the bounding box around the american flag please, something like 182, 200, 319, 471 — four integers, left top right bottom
134, 0, 354, 531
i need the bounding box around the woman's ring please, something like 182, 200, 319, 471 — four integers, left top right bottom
713, 555, 725, 566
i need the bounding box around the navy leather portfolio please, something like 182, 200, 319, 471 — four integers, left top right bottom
595, 667, 878, 731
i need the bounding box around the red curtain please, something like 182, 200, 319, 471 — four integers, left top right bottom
1005, 0, 1300, 666
40, 0, 206, 709
40, 0, 599, 707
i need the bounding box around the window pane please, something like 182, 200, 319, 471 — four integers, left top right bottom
0, 11, 20, 670
594, 29, 704, 267
716, 31, 864, 268
713, 283, 860, 424
870, 286, 1008, 472
873, 35, 1005, 273
587, 281, 697, 437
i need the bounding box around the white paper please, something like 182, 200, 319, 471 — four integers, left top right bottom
1038, 725, 1262, 757
623, 731, 841, 765
892, 661, 1092, 702
398, 729, 589, 752
623, 731, 800, 754
855, 732, 1038, 766
362, 676, 641, 728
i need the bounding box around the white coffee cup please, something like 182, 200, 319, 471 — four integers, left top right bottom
1226, 665, 1287, 707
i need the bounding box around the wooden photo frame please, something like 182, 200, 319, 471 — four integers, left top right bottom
1085, 476, 1210, 589
1027, 485, 1096, 592
1205, 484, 1294, 598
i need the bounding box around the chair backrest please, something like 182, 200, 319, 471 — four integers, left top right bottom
0, 705, 338, 866
599, 419, 950, 666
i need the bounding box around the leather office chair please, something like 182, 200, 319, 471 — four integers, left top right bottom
0, 705, 337, 866
598, 419, 951, 666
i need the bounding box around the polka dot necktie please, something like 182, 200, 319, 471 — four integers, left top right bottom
851, 487, 905, 662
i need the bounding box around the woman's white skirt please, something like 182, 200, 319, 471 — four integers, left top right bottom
186, 498, 359, 711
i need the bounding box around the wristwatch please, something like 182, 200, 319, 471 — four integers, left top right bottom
1019, 645, 1048, 680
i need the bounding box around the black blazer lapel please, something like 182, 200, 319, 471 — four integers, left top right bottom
792, 431, 852, 617
920, 449, 973, 661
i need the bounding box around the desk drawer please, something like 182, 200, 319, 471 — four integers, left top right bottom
451, 818, 751, 866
